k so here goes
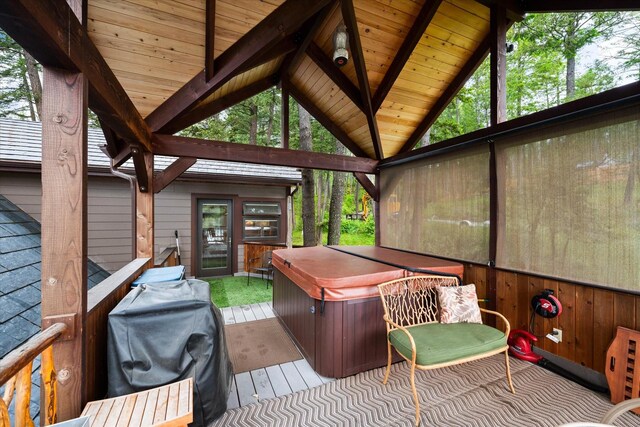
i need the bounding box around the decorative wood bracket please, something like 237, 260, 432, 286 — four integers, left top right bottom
153, 157, 197, 193
131, 145, 150, 193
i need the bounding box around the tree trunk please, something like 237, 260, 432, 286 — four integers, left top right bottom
623, 122, 639, 205
327, 140, 347, 245
315, 172, 330, 243
354, 180, 360, 217
23, 49, 42, 120
249, 103, 258, 145
566, 55, 576, 100
266, 88, 275, 146
299, 105, 316, 246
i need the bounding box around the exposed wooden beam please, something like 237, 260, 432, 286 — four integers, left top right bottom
281, 84, 290, 149
522, 0, 640, 12
341, 0, 383, 160
286, 79, 369, 158
282, 2, 336, 76
490, 6, 508, 126
146, 0, 332, 133
131, 146, 150, 193
307, 42, 363, 110
161, 74, 278, 135
475, 0, 524, 21
353, 172, 378, 202
0, 0, 152, 151
152, 134, 378, 173
372, 0, 442, 112
397, 36, 490, 154
205, 0, 216, 82
153, 157, 197, 193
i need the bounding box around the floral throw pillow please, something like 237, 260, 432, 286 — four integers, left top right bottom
437, 284, 483, 324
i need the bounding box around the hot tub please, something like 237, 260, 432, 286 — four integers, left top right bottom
272, 246, 463, 378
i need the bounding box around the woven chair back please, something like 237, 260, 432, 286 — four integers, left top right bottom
378, 275, 459, 329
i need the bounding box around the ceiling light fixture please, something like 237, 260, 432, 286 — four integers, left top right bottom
333, 23, 349, 67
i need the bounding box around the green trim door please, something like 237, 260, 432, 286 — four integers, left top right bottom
197, 199, 232, 277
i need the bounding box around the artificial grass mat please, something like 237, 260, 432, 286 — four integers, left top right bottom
208, 276, 272, 308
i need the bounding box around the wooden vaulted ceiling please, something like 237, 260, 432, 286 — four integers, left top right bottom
85, 0, 492, 160
3, 0, 635, 169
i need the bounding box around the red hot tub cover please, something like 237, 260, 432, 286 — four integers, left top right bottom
272, 246, 464, 301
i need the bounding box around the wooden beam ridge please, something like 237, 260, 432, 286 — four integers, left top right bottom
0, 0, 152, 151
282, 2, 336, 77
205, 0, 215, 82
490, 5, 508, 126
353, 172, 379, 202
131, 146, 150, 193
152, 134, 378, 174
372, 0, 443, 112
341, 0, 383, 160
145, 0, 333, 133
161, 74, 278, 135
522, 0, 640, 12
285, 79, 369, 158
153, 157, 197, 193
307, 42, 363, 110
397, 36, 491, 154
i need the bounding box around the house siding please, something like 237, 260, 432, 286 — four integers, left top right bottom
2, 172, 289, 276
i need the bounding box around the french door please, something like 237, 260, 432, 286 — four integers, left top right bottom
196, 199, 232, 277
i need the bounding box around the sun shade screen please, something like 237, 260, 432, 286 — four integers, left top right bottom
380, 146, 490, 263
495, 104, 640, 291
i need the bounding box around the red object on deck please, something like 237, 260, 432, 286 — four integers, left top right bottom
271, 245, 464, 301
508, 330, 543, 363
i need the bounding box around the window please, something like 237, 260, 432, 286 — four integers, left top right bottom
243, 202, 281, 240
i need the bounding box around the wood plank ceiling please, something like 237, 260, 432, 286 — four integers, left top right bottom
86, 0, 490, 160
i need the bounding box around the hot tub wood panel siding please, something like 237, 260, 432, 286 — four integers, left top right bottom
273, 269, 316, 367
274, 269, 400, 378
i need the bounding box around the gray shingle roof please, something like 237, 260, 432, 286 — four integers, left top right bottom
0, 195, 110, 423
0, 118, 302, 182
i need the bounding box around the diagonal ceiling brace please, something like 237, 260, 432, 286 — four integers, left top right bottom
145, 0, 333, 133
353, 172, 379, 202
341, 0, 383, 160
153, 157, 197, 193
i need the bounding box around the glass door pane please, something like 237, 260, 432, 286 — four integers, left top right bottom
197, 199, 232, 276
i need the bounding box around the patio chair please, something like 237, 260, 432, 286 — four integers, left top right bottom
378, 275, 515, 426
246, 250, 273, 287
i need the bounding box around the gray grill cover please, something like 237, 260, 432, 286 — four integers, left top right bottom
107, 279, 232, 426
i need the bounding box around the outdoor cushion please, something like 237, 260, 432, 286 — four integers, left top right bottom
389, 322, 506, 366
437, 284, 483, 324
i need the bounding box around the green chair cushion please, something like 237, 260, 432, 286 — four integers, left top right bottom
388, 322, 507, 366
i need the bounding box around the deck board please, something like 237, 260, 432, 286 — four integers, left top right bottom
250, 368, 276, 401
264, 365, 293, 397
235, 371, 258, 407
293, 359, 323, 389
231, 306, 246, 323
278, 362, 308, 393
226, 377, 239, 410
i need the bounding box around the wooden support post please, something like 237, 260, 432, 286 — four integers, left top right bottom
41, 34, 88, 422
136, 151, 154, 267
374, 172, 381, 246
490, 5, 508, 126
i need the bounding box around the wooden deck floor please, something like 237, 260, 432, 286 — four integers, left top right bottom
221, 302, 333, 409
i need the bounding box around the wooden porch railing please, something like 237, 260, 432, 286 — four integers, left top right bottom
0, 322, 67, 427
86, 257, 149, 403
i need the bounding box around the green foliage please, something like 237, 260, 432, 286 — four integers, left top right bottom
0, 31, 35, 120
208, 276, 272, 308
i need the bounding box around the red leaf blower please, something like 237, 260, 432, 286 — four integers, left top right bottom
507, 290, 608, 393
